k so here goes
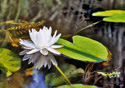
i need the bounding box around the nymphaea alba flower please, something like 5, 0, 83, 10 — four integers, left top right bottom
19, 26, 63, 69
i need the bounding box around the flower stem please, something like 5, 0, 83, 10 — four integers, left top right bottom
49, 58, 71, 85
54, 64, 71, 85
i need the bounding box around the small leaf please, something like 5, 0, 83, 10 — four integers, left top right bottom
57, 84, 98, 88
97, 71, 120, 78
92, 10, 125, 17
0, 48, 21, 77
103, 14, 125, 22
56, 35, 108, 62
92, 10, 125, 23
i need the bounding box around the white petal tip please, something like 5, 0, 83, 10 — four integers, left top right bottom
19, 39, 23, 41
58, 33, 61, 37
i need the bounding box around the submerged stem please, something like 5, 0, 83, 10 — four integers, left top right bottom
49, 58, 71, 85
74, 20, 102, 34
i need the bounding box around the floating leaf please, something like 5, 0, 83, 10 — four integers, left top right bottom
0, 48, 21, 77
92, 10, 125, 17
45, 63, 84, 87
56, 35, 108, 62
103, 14, 125, 22
0, 64, 8, 75
57, 84, 98, 88
92, 10, 125, 22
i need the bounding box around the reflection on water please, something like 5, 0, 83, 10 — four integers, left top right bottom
0, 69, 48, 88
24, 69, 47, 88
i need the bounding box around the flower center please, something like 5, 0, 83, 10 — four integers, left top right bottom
42, 45, 46, 49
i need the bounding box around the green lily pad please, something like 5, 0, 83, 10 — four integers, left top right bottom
0, 48, 21, 77
56, 35, 108, 62
92, 10, 125, 17
57, 84, 98, 88
92, 10, 125, 22
45, 63, 84, 87
103, 14, 125, 22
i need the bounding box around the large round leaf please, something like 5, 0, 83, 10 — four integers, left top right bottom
0, 48, 21, 77
56, 35, 108, 62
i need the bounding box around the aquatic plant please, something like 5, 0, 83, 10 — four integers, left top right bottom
0, 20, 44, 77
97, 71, 120, 78
45, 63, 84, 87
57, 84, 97, 88
0, 0, 124, 87
19, 26, 62, 69
0, 20, 44, 47
0, 19, 110, 87
0, 48, 21, 77
92, 10, 125, 22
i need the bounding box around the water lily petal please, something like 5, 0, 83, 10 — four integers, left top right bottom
20, 39, 35, 49
22, 46, 33, 50
39, 29, 48, 45
28, 54, 37, 64
29, 29, 39, 46
44, 60, 47, 67
51, 45, 63, 49
32, 28, 37, 32
46, 58, 51, 69
40, 49, 48, 55
48, 53, 58, 66
28, 52, 40, 64
19, 50, 29, 55
44, 27, 52, 45
50, 33, 61, 45
43, 26, 49, 37
44, 56, 49, 67
48, 27, 52, 37
53, 30, 57, 38
43, 26, 48, 31
38, 29, 45, 45
20, 26, 62, 69
22, 54, 33, 61
26, 49, 39, 54
36, 32, 43, 46
47, 47, 61, 55
45, 27, 52, 45
34, 55, 46, 69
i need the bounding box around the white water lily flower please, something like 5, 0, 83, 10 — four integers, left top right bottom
19, 26, 62, 69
